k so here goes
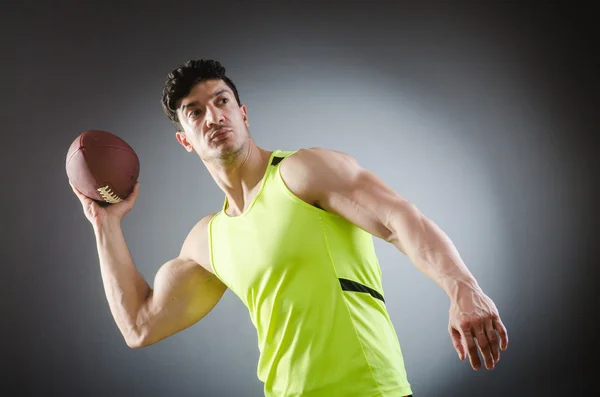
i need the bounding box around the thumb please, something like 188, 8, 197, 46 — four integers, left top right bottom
70, 180, 92, 204
450, 327, 466, 360
124, 181, 140, 204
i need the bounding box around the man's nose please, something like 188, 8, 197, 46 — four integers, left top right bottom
205, 105, 224, 128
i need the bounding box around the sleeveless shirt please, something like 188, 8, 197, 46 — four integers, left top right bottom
208, 150, 412, 397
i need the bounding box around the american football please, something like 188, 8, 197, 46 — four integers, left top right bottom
66, 130, 140, 204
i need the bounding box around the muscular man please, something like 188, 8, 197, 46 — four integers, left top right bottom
71, 59, 508, 397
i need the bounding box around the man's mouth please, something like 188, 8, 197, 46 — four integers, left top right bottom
210, 128, 231, 142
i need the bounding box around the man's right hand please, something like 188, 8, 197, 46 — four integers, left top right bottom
70, 181, 140, 228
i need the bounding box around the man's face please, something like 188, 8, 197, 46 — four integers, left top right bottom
175, 79, 250, 163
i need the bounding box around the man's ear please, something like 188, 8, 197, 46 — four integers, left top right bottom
240, 104, 249, 127
176, 131, 194, 152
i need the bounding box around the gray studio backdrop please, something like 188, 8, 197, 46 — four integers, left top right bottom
2, 2, 596, 397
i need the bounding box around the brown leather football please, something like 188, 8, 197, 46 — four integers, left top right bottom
66, 130, 140, 204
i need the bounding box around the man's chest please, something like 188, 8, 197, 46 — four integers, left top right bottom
210, 202, 329, 296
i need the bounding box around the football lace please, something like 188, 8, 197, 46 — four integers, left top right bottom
97, 185, 124, 204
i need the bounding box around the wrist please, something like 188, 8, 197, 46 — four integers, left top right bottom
441, 275, 480, 301
93, 216, 122, 237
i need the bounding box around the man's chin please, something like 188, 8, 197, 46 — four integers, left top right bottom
213, 142, 245, 164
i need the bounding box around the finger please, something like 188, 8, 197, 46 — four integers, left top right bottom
69, 181, 89, 203
462, 328, 481, 371
124, 181, 140, 203
493, 316, 509, 350
473, 321, 494, 370
485, 317, 500, 363
449, 327, 466, 360
69, 180, 82, 196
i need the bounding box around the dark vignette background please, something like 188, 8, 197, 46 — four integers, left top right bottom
1, 1, 597, 396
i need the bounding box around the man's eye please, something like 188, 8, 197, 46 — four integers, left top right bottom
220, 98, 229, 104
190, 109, 202, 117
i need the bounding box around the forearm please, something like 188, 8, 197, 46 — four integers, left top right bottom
390, 206, 480, 298
94, 219, 151, 344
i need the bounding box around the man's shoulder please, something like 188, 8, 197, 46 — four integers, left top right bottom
279, 147, 359, 203
181, 213, 217, 247
195, 213, 218, 233
179, 213, 218, 269
281, 147, 355, 170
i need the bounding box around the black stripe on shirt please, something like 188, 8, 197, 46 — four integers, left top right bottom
339, 278, 385, 303
271, 156, 284, 166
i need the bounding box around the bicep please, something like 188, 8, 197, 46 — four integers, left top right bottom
321, 167, 407, 241
137, 258, 227, 345
301, 148, 419, 251
151, 258, 226, 317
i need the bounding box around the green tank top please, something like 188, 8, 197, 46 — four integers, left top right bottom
208, 150, 412, 397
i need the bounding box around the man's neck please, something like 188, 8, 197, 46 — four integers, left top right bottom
205, 144, 273, 216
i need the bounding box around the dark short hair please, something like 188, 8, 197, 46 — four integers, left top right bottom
161, 59, 241, 130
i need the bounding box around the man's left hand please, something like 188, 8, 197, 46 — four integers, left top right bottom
448, 283, 509, 370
